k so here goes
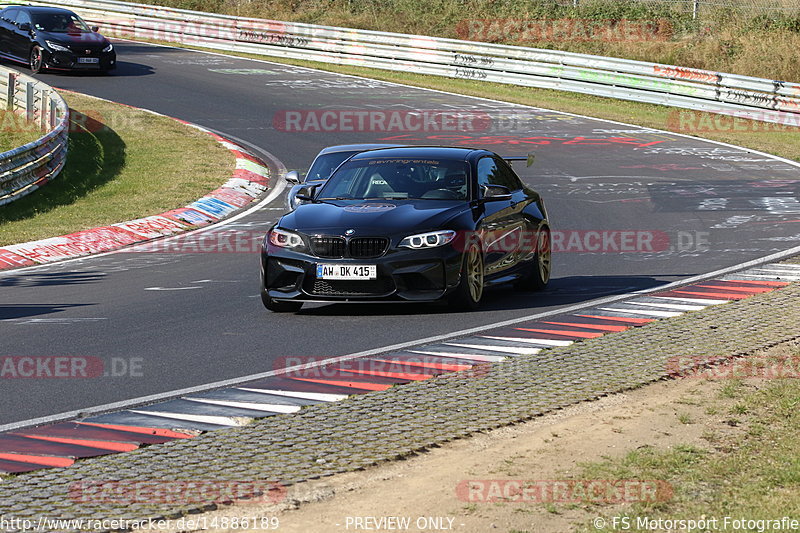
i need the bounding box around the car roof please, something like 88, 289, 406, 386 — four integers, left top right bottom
4, 6, 77, 14
316, 143, 404, 155
348, 146, 480, 161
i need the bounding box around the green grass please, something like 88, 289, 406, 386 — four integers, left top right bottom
0, 92, 234, 246
572, 348, 800, 532
0, 110, 45, 152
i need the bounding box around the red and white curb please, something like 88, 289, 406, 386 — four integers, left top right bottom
1, 262, 798, 474
0, 112, 270, 271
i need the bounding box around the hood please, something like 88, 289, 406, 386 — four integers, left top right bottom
281, 199, 468, 235
39, 30, 108, 47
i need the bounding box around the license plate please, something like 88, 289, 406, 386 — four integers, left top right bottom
316, 264, 377, 280
78, 57, 99, 64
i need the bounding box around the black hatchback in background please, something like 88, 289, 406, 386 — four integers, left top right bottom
0, 6, 115, 73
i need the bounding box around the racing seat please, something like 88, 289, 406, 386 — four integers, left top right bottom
364, 171, 395, 198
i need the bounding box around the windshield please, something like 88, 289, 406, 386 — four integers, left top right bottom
32, 12, 92, 33
317, 157, 470, 201
305, 151, 360, 181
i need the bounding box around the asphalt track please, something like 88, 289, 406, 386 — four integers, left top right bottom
1, 41, 799, 426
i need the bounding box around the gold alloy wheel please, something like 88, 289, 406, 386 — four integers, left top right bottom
467, 244, 484, 303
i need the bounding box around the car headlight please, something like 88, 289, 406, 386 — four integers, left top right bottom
268, 228, 306, 250
102, 43, 113, 52
45, 41, 70, 52
399, 230, 457, 249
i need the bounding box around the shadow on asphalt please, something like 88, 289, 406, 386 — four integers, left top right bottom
0, 303, 94, 320
0, 272, 106, 288
293, 275, 681, 317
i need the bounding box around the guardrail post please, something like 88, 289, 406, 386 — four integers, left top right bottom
49, 96, 57, 129
6, 72, 15, 111
693, 0, 699, 19
40, 90, 49, 131
25, 82, 34, 121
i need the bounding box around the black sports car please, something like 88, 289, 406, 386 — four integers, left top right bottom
261, 146, 551, 312
0, 6, 116, 74
285, 143, 401, 210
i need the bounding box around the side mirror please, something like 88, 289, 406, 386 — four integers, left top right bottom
18, 22, 30, 32
91, 25, 100, 32
482, 184, 512, 201
285, 170, 301, 185
294, 183, 319, 203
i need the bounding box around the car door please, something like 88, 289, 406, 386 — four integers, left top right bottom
493, 156, 538, 264
475, 155, 524, 276
0, 8, 18, 57
9, 9, 32, 62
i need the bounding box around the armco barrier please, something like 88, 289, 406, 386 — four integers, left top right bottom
0, 68, 68, 206
28, 0, 800, 126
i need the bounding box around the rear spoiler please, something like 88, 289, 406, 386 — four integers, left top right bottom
503, 153, 536, 167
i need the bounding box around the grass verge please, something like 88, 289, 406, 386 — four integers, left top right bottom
0, 109, 45, 152
571, 343, 800, 532
0, 92, 234, 246
142, 40, 800, 163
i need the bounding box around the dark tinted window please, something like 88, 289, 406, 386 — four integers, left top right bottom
2, 8, 19, 24
306, 151, 360, 181
16, 10, 31, 26
476, 157, 497, 190
318, 157, 469, 201
493, 157, 523, 191
31, 11, 91, 33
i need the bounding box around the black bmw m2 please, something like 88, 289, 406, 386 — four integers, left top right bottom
261, 146, 551, 312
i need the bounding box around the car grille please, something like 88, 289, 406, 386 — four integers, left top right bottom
310, 237, 389, 258
310, 237, 346, 258
308, 278, 395, 297
349, 237, 389, 258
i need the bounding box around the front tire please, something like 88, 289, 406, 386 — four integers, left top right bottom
449, 242, 484, 311
516, 226, 551, 291
30, 46, 45, 74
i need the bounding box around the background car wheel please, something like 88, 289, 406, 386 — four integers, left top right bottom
261, 291, 303, 312
449, 242, 484, 311
516, 226, 551, 291
29, 46, 45, 74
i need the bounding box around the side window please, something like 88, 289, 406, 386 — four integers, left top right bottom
3, 8, 18, 24
16, 10, 30, 26
476, 157, 498, 191
493, 157, 524, 191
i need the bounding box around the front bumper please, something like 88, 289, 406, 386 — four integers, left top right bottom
262, 244, 464, 303
44, 49, 116, 71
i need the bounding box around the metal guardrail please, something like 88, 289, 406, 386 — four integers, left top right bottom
31, 0, 800, 126
0, 68, 69, 206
